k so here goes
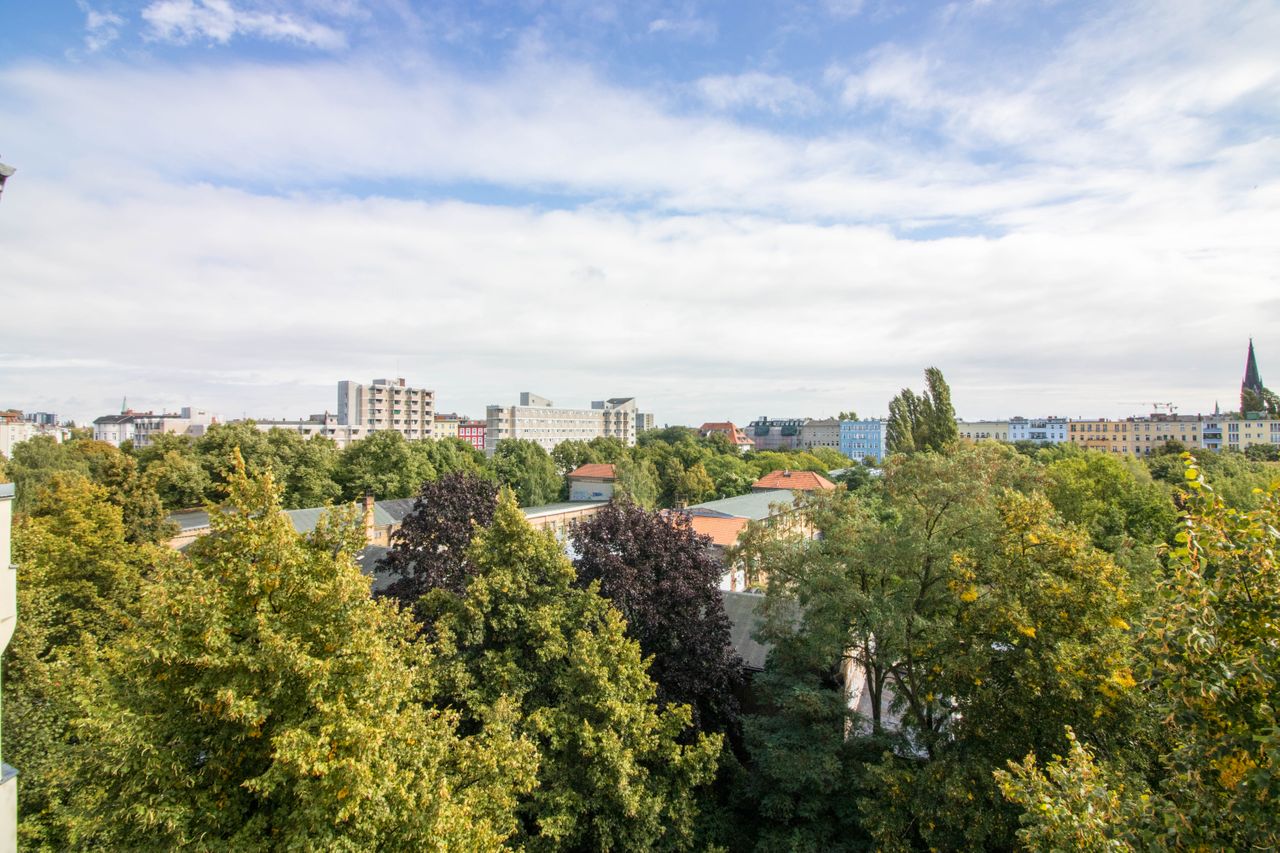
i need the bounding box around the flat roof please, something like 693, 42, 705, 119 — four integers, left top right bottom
0, 483, 14, 500
522, 500, 609, 519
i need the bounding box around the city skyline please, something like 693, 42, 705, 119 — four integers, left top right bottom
1, 1, 1278, 426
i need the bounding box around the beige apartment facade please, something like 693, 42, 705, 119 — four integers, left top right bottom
1069, 419, 1130, 454
799, 418, 841, 451
1128, 415, 1203, 456
337, 378, 434, 441
485, 393, 637, 454
956, 420, 1010, 442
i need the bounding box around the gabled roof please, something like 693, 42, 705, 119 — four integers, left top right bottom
568, 463, 617, 480
752, 470, 836, 492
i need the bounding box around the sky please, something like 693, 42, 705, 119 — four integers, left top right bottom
1, 0, 1278, 428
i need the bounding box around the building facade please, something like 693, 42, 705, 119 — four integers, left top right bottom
92, 407, 216, 448
635, 411, 655, 434
433, 413, 462, 440
1128, 415, 1203, 456
1068, 418, 1130, 454
337, 378, 435, 441
799, 418, 841, 451
956, 420, 1010, 442
699, 422, 755, 452
1008, 416, 1068, 444
485, 393, 637, 454
457, 420, 486, 452
747, 416, 806, 451
838, 418, 887, 463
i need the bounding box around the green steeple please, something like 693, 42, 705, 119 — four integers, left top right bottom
1243, 338, 1263, 394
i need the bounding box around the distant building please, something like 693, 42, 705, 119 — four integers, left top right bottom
747, 416, 806, 451
635, 411, 655, 433
337, 378, 435, 441
955, 420, 1010, 443
92, 407, 216, 448
485, 393, 637, 454
1128, 414, 1203, 456
839, 418, 887, 463
752, 470, 836, 493
433, 413, 463, 440
457, 420, 486, 452
1068, 418, 1129, 454
1, 412, 40, 458
23, 412, 57, 426
1008, 417, 1068, 445
799, 418, 841, 451
699, 421, 754, 452
1220, 416, 1280, 454
567, 463, 617, 501
240, 414, 371, 449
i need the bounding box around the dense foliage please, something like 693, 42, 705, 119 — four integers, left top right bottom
5, 397, 1280, 851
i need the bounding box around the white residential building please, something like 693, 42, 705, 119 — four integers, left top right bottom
1008, 416, 1068, 444
485, 393, 638, 454
240, 414, 373, 449
337, 378, 434, 440
92, 407, 216, 448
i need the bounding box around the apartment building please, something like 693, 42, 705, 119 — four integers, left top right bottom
1, 412, 39, 458
337, 378, 434, 441
747, 416, 806, 451
433, 413, 465, 440
956, 420, 1010, 442
1129, 415, 1203, 456
799, 418, 841, 451
839, 418, 887, 463
457, 420, 486, 452
700, 422, 755, 453
485, 393, 637, 454
1221, 415, 1280, 453
242, 414, 373, 449
635, 412, 655, 434
92, 407, 216, 448
1068, 419, 1130, 454
1008, 416, 1068, 444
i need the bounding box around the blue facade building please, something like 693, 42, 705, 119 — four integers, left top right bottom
839, 419, 887, 463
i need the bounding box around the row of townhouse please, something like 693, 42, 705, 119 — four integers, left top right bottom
959, 413, 1280, 456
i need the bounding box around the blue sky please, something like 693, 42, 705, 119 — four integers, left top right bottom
1, 0, 1278, 427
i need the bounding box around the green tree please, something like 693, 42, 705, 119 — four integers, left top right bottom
886, 367, 958, 455
613, 456, 660, 509
271, 433, 342, 508
336, 429, 435, 500
62, 461, 536, 849
675, 461, 716, 505
194, 421, 277, 496
489, 438, 561, 506
428, 493, 721, 850
5, 473, 169, 849
999, 457, 1280, 850
143, 448, 210, 509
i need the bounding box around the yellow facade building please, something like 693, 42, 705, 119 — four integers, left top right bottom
956, 420, 1009, 442
1068, 419, 1130, 454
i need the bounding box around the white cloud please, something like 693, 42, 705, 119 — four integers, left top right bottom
79, 2, 125, 52
647, 11, 715, 41
141, 0, 347, 49
696, 72, 819, 115
822, 0, 865, 19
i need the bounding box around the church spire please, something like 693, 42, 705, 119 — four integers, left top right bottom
1243, 338, 1263, 394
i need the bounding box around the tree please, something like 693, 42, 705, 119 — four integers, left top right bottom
570, 501, 744, 735
380, 471, 499, 608
61, 460, 536, 849
427, 493, 721, 850
1244, 442, 1280, 462
838, 410, 858, 421
885, 367, 958, 455
736, 444, 1146, 850
5, 473, 171, 848
336, 429, 435, 500
143, 448, 210, 509
998, 456, 1280, 850
194, 421, 277, 497
675, 461, 716, 505
266, 430, 342, 508
489, 438, 561, 506
613, 456, 660, 509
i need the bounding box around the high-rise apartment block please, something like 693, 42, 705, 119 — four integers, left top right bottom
337, 378, 434, 441
485, 393, 637, 454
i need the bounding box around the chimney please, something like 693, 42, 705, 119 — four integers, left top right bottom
362, 491, 377, 544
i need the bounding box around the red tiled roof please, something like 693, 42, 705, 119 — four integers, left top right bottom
568, 463, 617, 479
700, 422, 737, 432
686, 515, 750, 547
752, 470, 836, 491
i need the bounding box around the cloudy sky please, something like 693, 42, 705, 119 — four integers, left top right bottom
1, 0, 1277, 427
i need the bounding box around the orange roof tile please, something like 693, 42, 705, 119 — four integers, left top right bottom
686, 515, 751, 548
568, 463, 617, 479
752, 470, 836, 491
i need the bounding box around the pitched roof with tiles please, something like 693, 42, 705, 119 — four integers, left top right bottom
753, 470, 836, 492
568, 463, 617, 480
